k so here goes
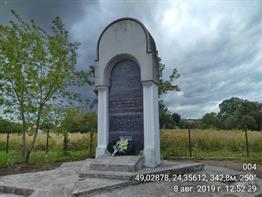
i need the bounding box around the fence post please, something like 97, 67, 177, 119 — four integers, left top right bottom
46, 128, 50, 153
6, 131, 10, 154
89, 129, 93, 158
188, 126, 192, 157
244, 125, 249, 157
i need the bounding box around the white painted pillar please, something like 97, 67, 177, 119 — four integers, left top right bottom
95, 86, 109, 157
142, 81, 160, 167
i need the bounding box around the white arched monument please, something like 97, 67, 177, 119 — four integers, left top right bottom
95, 18, 160, 167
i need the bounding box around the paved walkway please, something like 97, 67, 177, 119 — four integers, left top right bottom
0, 160, 261, 197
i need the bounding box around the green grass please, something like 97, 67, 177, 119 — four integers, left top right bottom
0, 150, 91, 168
0, 151, 21, 167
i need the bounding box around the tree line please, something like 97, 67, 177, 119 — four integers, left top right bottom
160, 97, 262, 131
200, 97, 261, 130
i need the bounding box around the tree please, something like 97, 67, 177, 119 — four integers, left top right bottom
224, 115, 238, 130
159, 101, 171, 128
172, 113, 181, 126
254, 112, 262, 131
159, 101, 176, 129
155, 58, 182, 129
218, 97, 243, 118
200, 112, 219, 129
61, 108, 81, 133
158, 57, 180, 97
234, 101, 260, 130
0, 11, 89, 162
158, 58, 180, 128
239, 115, 257, 130
206, 97, 262, 130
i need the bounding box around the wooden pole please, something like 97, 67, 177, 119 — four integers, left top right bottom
188, 126, 192, 157
46, 128, 49, 153
5, 132, 10, 154
89, 129, 93, 158
244, 126, 249, 157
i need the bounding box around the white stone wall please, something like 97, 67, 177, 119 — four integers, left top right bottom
95, 19, 158, 87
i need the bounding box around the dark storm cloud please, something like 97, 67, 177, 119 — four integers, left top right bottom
0, 0, 261, 118
0, 0, 89, 28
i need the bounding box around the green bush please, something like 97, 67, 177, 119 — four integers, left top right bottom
69, 138, 88, 151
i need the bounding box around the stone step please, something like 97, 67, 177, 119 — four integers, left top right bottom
88, 155, 145, 172
72, 179, 131, 197
75, 162, 204, 196
80, 162, 204, 180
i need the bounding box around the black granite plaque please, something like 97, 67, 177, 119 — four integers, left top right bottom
109, 60, 144, 151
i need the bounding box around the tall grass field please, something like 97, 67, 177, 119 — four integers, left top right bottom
0, 129, 261, 167
161, 129, 262, 161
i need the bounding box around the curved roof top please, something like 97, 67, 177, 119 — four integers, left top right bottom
96, 17, 156, 61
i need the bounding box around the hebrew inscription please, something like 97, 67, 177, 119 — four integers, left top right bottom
109, 60, 144, 151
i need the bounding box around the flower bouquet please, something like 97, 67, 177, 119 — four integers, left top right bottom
107, 137, 134, 156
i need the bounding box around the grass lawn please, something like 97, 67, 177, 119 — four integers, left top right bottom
0, 150, 91, 167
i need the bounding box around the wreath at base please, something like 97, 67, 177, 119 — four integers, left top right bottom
107, 138, 137, 156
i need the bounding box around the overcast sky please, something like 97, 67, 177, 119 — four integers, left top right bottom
1, 0, 261, 119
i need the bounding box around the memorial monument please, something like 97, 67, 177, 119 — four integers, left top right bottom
94, 18, 160, 167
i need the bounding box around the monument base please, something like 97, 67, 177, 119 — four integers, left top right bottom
76, 160, 204, 196
79, 158, 203, 180
77, 155, 204, 196
87, 155, 145, 172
